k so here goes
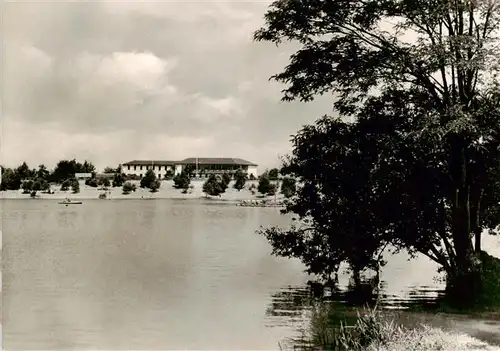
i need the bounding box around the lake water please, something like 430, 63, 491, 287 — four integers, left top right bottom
2, 199, 500, 350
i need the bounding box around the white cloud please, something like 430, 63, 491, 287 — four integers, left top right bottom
2, 0, 333, 171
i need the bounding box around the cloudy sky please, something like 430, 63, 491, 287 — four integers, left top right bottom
3, 0, 333, 172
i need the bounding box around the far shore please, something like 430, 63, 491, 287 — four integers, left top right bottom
0, 179, 285, 204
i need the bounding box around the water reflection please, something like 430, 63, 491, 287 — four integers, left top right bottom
265, 286, 312, 324
266, 277, 500, 348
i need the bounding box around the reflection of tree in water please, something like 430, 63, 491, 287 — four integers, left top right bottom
265, 286, 312, 326
265, 278, 386, 350
265, 274, 387, 328
265, 273, 447, 343
382, 285, 446, 311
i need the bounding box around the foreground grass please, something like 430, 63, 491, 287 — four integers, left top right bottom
284, 303, 500, 351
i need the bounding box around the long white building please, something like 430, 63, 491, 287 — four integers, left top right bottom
122, 157, 258, 179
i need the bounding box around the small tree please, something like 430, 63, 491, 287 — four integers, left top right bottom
268, 168, 279, 180
258, 175, 274, 196
60, 179, 72, 191
280, 177, 296, 198
22, 180, 34, 194
233, 169, 247, 191
122, 181, 136, 195
71, 179, 80, 194
140, 169, 156, 188
221, 173, 231, 187
267, 183, 277, 196
98, 177, 111, 188
173, 166, 192, 192
173, 174, 189, 189
149, 179, 161, 193
32, 179, 43, 192
203, 174, 225, 197
165, 170, 174, 180
85, 177, 99, 187
249, 173, 256, 181
112, 172, 125, 187
35, 179, 50, 192
140, 169, 161, 192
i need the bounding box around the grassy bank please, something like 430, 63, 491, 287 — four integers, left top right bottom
285, 303, 500, 351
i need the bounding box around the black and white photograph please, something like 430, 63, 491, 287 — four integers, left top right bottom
2, 0, 500, 350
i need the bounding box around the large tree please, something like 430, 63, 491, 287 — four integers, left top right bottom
255, 0, 500, 305
36, 164, 50, 181
16, 162, 32, 179
51, 159, 96, 183
0, 167, 22, 190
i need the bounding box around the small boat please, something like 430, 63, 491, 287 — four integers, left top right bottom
58, 199, 83, 205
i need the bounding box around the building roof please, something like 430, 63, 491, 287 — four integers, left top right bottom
122, 158, 258, 167
178, 157, 257, 166
122, 160, 177, 166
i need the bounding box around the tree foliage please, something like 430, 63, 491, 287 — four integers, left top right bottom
16, 162, 32, 179
122, 181, 136, 194
280, 177, 297, 198
36, 164, 50, 181
112, 172, 125, 188
233, 169, 247, 191
0, 167, 22, 190
221, 173, 231, 188
203, 174, 226, 197
140, 169, 160, 192
22, 180, 33, 194
60, 178, 79, 192
173, 165, 193, 190
98, 177, 111, 188
85, 177, 99, 187
72, 180, 80, 193
255, 0, 500, 305
258, 174, 276, 195
268, 168, 280, 180
51, 159, 95, 183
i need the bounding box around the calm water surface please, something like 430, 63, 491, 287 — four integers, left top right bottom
2, 199, 500, 350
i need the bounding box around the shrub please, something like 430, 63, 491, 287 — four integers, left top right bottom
149, 179, 161, 193
22, 180, 34, 194
71, 179, 80, 193
60, 179, 72, 191
112, 173, 125, 187
173, 173, 190, 190
203, 174, 225, 197
85, 177, 99, 187
233, 169, 247, 191
98, 177, 111, 187
122, 181, 136, 194
258, 175, 275, 195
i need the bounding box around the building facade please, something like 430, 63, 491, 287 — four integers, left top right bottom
122, 158, 258, 179
121, 160, 176, 179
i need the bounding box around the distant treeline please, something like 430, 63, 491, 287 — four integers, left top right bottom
0, 160, 106, 191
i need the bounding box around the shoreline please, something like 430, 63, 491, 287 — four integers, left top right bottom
0, 180, 286, 205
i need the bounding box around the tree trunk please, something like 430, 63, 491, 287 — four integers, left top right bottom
475, 228, 482, 253
451, 186, 473, 268
448, 183, 478, 307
